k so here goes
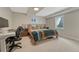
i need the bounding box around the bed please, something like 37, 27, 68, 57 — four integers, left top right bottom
28, 29, 58, 45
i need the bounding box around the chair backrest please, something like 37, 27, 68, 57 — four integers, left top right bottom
15, 26, 24, 37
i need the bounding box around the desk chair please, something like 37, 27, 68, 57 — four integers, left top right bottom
6, 26, 24, 52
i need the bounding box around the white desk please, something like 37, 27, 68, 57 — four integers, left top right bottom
0, 32, 15, 52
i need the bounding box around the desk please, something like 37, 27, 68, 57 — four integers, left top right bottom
0, 32, 15, 52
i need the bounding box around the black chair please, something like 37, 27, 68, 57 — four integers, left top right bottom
6, 26, 24, 52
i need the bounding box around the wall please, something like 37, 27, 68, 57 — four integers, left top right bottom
58, 10, 79, 41
46, 9, 79, 41
46, 17, 55, 29
32, 16, 46, 24
12, 13, 27, 28
0, 7, 12, 51
12, 10, 46, 28
0, 7, 12, 27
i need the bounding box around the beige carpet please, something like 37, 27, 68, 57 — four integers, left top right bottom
14, 37, 79, 52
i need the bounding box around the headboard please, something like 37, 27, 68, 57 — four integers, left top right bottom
27, 24, 47, 29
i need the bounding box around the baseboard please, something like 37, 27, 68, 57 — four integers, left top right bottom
59, 33, 79, 42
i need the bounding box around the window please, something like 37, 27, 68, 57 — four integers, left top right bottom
32, 17, 37, 24
55, 16, 64, 29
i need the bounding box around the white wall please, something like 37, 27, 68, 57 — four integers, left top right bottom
34, 16, 46, 24
46, 17, 55, 29
12, 13, 46, 28
0, 7, 12, 27
58, 10, 79, 40
0, 7, 12, 51
47, 9, 79, 41
12, 13, 27, 28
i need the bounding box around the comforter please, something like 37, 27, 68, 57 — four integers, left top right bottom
31, 29, 57, 41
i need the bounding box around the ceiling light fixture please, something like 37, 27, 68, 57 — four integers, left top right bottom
34, 8, 39, 11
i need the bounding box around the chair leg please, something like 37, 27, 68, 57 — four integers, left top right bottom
9, 45, 22, 52
9, 42, 22, 52
15, 45, 22, 48
16, 42, 21, 45
9, 46, 14, 52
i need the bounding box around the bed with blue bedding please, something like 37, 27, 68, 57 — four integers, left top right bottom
31, 29, 58, 42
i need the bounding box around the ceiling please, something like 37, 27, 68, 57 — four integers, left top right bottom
36, 7, 69, 16
10, 7, 29, 14
10, 7, 69, 16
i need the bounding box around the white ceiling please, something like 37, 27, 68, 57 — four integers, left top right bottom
10, 7, 29, 14
10, 7, 69, 16
36, 7, 69, 16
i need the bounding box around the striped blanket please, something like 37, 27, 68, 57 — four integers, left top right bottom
31, 29, 57, 41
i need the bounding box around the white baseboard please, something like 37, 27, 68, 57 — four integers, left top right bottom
59, 33, 79, 42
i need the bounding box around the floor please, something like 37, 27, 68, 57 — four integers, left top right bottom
14, 37, 79, 52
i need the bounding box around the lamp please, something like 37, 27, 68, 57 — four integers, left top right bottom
34, 8, 39, 11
